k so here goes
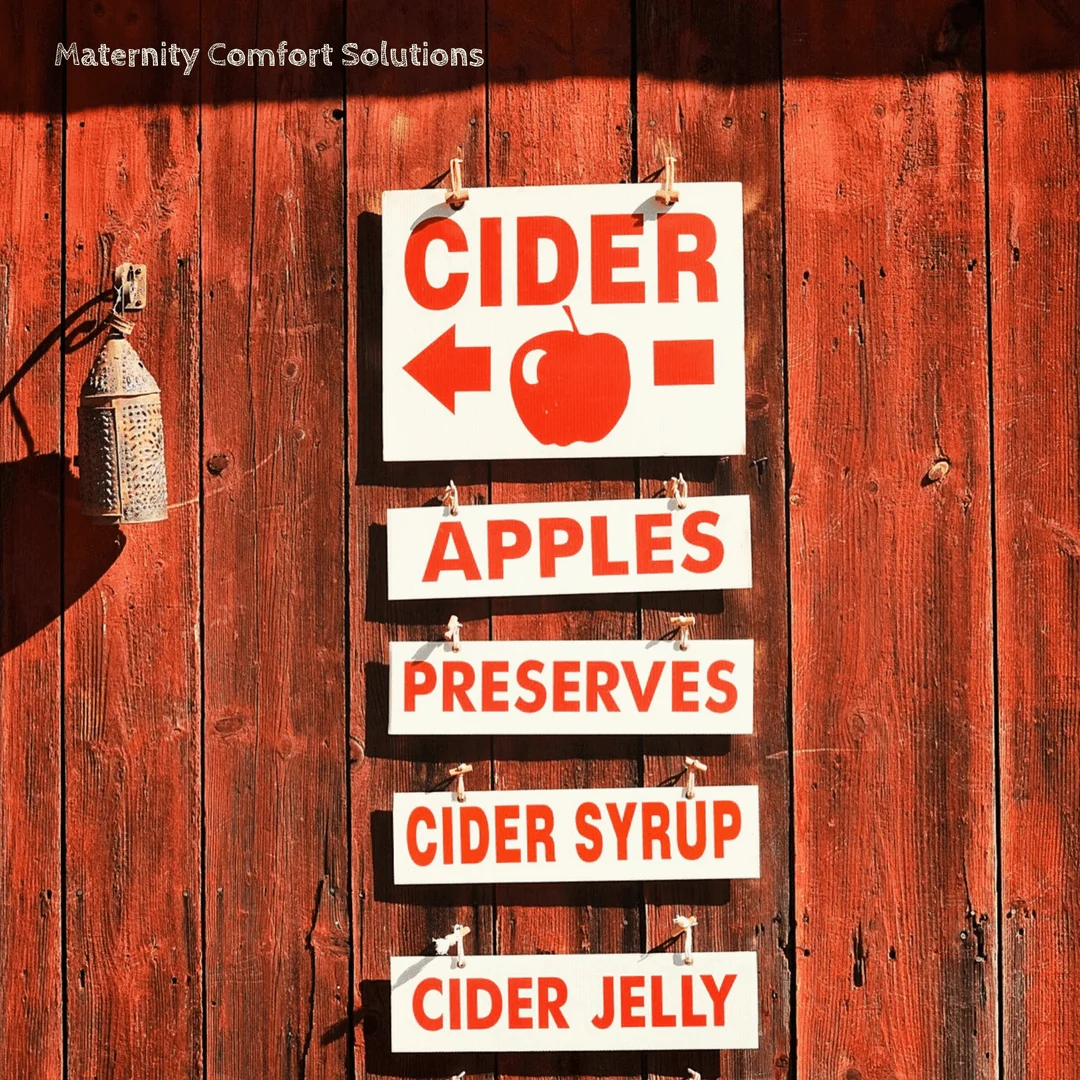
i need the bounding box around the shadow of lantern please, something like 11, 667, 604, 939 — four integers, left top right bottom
0, 452, 126, 656
0, 293, 129, 657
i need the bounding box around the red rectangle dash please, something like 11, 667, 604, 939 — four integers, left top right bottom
653, 339, 715, 386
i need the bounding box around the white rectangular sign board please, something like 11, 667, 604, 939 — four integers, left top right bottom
381, 182, 745, 461
389, 638, 754, 735
390, 951, 759, 1052
386, 495, 752, 600
393, 785, 760, 885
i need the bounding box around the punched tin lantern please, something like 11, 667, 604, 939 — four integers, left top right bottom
78, 263, 168, 524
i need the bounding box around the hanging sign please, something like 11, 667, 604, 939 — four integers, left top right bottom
393, 785, 760, 885
381, 182, 745, 462
390, 951, 759, 1052
386, 494, 751, 600
388, 638, 754, 735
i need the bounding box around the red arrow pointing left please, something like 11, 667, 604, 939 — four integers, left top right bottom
404, 326, 492, 414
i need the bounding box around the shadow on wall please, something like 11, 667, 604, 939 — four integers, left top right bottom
0, 453, 126, 656
350, 976, 674, 1078
7, 0, 1078, 115
0, 299, 127, 657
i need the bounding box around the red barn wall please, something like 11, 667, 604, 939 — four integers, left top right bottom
0, 0, 1077, 1077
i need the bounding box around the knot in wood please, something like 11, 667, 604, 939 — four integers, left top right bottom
926, 458, 950, 483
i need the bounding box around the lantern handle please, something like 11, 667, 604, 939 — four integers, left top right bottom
113, 263, 147, 312
101, 264, 145, 337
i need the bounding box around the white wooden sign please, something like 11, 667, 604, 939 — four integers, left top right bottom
386, 495, 752, 600
388, 638, 754, 735
390, 951, 759, 1052
382, 183, 745, 461
393, 785, 760, 885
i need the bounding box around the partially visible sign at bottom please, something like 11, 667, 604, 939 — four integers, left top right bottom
390, 951, 759, 1052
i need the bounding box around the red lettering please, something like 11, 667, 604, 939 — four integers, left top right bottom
404, 661, 436, 711
701, 973, 737, 1025
585, 661, 620, 711
404, 217, 468, 310
412, 977, 442, 1031
606, 801, 636, 861
495, 805, 521, 863
592, 976, 615, 1029
641, 801, 671, 860
449, 977, 461, 1029
681, 974, 707, 1026
480, 217, 502, 307
406, 807, 437, 867
515, 659, 547, 713
651, 974, 677, 1027
636, 513, 674, 574
713, 799, 742, 857
676, 798, 707, 860
507, 977, 532, 1029
467, 979, 502, 1029
481, 660, 510, 712
488, 519, 531, 579
422, 521, 482, 583
539, 517, 584, 578
706, 659, 738, 713
591, 214, 644, 304
671, 660, 697, 712
621, 661, 664, 711
443, 661, 476, 712
526, 805, 555, 862
620, 975, 646, 1027
518, 216, 578, 305
681, 510, 724, 573
657, 212, 718, 303
575, 802, 603, 862
590, 515, 629, 576
460, 806, 489, 864
442, 805, 454, 864
539, 977, 569, 1029
552, 660, 581, 712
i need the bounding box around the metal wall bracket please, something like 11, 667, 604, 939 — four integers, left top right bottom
113, 262, 147, 311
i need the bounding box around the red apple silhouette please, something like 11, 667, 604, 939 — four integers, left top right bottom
509, 305, 630, 446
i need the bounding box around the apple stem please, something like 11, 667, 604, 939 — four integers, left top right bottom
562, 304, 579, 334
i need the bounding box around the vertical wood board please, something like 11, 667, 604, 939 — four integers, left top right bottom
63, 0, 203, 1074
783, 3, 997, 1076
0, 0, 64, 1075
987, 4, 1080, 1076
345, 5, 493, 1079
201, 2, 351, 1077
637, 0, 792, 1075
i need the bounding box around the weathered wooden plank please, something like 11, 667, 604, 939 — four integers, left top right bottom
200, 5, 350, 1078
0, 2, 63, 1076
62, 1, 202, 1076
986, 7, 1080, 1076
636, 1, 791, 1076
486, 4, 641, 1078
782, 3, 997, 1077
344, 10, 493, 1079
